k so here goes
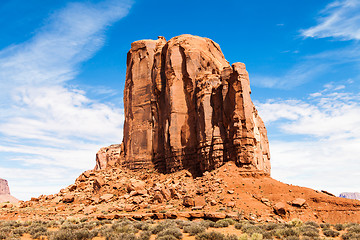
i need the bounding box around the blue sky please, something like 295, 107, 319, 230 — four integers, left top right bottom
0, 0, 359, 200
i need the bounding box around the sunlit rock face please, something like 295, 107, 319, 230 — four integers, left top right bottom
96, 34, 271, 176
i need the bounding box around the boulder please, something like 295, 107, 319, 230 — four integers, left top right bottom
291, 198, 306, 207
127, 179, 146, 192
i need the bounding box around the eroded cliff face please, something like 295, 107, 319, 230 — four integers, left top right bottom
96, 34, 270, 175
0, 178, 10, 195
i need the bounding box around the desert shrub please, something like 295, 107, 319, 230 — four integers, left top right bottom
345, 222, 359, 228
304, 221, 320, 228
29, 225, 48, 238
275, 227, 300, 238
226, 234, 239, 240
134, 221, 150, 231
0, 226, 12, 233
0, 232, 7, 240
12, 226, 28, 236
320, 223, 330, 229
48, 220, 61, 228
261, 223, 278, 231
32, 232, 49, 239
234, 222, 242, 230
183, 223, 206, 236
111, 220, 138, 234
60, 222, 81, 230
223, 218, 236, 225
261, 231, 274, 240
241, 224, 265, 236
284, 236, 300, 240
288, 219, 303, 227
214, 219, 230, 228
299, 225, 319, 238
156, 227, 182, 240
195, 231, 225, 240
65, 216, 80, 224
156, 236, 177, 240
105, 232, 137, 240
250, 233, 263, 240
301, 237, 321, 240
238, 234, 249, 240
151, 220, 177, 234
174, 220, 191, 229
323, 229, 340, 237
348, 224, 360, 234
50, 229, 74, 240
137, 230, 152, 240
199, 220, 215, 228
334, 223, 344, 231
341, 232, 360, 240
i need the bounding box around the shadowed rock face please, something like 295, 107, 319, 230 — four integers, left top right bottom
96, 34, 271, 176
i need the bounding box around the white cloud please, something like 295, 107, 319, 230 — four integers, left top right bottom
302, 0, 360, 40
256, 84, 360, 195
0, 0, 131, 200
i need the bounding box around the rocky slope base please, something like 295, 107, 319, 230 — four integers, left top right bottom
1, 162, 359, 223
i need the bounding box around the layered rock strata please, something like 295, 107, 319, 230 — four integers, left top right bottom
97, 34, 270, 175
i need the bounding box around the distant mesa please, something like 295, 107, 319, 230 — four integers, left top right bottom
339, 192, 360, 200
95, 34, 271, 176
0, 178, 19, 204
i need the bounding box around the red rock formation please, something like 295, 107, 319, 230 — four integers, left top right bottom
0, 178, 19, 203
0, 178, 10, 195
96, 34, 271, 175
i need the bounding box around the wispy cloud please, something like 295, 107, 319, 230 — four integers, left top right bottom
252, 0, 360, 89
302, 0, 360, 40
0, 0, 132, 200
256, 83, 360, 195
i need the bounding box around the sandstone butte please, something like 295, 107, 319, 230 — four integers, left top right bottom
1, 35, 359, 224
95, 34, 271, 176
0, 178, 19, 204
